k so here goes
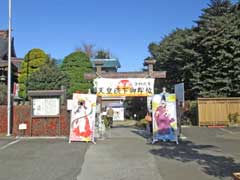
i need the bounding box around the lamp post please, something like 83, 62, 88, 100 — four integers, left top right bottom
0, 67, 6, 83
0, 69, 6, 105
7, 0, 12, 136
0, 74, 6, 83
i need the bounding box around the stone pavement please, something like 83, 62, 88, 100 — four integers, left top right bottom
77, 127, 163, 180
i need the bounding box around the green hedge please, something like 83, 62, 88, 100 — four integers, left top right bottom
181, 101, 198, 126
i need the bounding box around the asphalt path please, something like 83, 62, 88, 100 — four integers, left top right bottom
0, 138, 89, 180
150, 127, 240, 180
77, 126, 240, 180
0, 126, 239, 180
77, 127, 164, 180
0, 138, 17, 150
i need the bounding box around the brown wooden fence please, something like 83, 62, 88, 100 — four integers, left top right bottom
198, 98, 240, 126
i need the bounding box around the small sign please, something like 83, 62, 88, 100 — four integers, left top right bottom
19, 123, 27, 130
67, 99, 73, 110
102, 111, 107, 116
174, 83, 184, 105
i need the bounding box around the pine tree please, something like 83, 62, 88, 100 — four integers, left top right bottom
148, 28, 196, 96
28, 60, 69, 91
191, 0, 240, 97
61, 51, 93, 98
147, 0, 240, 98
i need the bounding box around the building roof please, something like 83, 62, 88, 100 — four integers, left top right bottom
0, 38, 8, 59
0, 30, 16, 60
0, 60, 8, 67
28, 90, 65, 97
0, 30, 20, 74
91, 58, 121, 69
12, 57, 23, 72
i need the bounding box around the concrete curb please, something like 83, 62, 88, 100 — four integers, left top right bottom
16, 136, 68, 140
181, 125, 192, 128
0, 136, 16, 140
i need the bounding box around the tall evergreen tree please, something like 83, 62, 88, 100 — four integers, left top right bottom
191, 0, 240, 97
61, 51, 93, 97
148, 28, 196, 96
147, 0, 240, 98
28, 60, 69, 91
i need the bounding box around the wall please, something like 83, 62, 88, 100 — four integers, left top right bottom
0, 105, 70, 136
0, 106, 7, 134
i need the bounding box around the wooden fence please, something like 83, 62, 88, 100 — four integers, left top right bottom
198, 98, 240, 126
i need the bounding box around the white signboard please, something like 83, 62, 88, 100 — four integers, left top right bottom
32, 98, 60, 116
67, 99, 73, 111
94, 78, 154, 97
174, 83, 185, 105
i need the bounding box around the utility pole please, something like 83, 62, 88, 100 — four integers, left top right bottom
7, 0, 12, 136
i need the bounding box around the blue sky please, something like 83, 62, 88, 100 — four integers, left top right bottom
0, 0, 237, 71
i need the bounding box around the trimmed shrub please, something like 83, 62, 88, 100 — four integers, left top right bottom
181, 101, 198, 126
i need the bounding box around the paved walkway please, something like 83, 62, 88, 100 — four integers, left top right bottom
77, 127, 163, 180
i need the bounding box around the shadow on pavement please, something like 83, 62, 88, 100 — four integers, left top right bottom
131, 129, 149, 139
149, 140, 240, 179
113, 125, 137, 129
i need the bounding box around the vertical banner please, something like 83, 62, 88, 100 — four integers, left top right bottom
152, 93, 178, 144
69, 94, 96, 142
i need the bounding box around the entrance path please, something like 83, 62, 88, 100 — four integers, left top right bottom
77, 126, 163, 180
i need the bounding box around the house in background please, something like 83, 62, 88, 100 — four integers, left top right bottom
91, 58, 121, 72
0, 30, 23, 96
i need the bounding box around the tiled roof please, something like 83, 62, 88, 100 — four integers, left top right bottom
0, 31, 19, 73
91, 58, 121, 68
0, 37, 16, 60
0, 60, 8, 67
0, 35, 21, 73
28, 90, 65, 97
12, 58, 23, 71
0, 39, 8, 59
